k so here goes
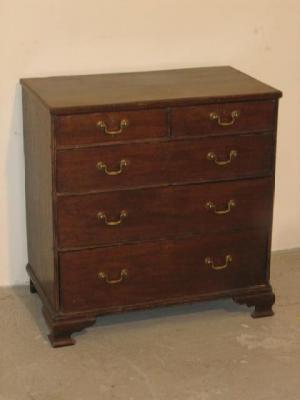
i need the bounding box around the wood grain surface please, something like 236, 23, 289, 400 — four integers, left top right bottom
21, 66, 281, 113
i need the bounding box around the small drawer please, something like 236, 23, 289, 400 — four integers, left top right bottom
172, 101, 276, 137
59, 229, 268, 313
56, 133, 274, 193
55, 109, 168, 147
57, 178, 273, 248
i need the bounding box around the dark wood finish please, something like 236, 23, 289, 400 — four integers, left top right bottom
42, 306, 96, 348
56, 133, 273, 193
20, 66, 281, 114
233, 288, 275, 318
30, 261, 275, 346
172, 101, 275, 137
60, 230, 268, 313
55, 109, 168, 147
21, 67, 281, 347
57, 178, 273, 248
22, 88, 57, 307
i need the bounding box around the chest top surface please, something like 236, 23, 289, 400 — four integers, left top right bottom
20, 66, 281, 114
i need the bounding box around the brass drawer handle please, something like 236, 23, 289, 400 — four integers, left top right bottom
205, 255, 232, 271
97, 119, 129, 135
97, 210, 128, 226
96, 159, 129, 176
206, 199, 236, 215
209, 110, 240, 126
207, 150, 237, 166
98, 268, 128, 284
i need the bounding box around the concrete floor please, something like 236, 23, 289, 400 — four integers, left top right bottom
0, 250, 299, 400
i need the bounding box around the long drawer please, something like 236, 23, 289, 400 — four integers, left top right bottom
59, 229, 268, 313
56, 133, 274, 193
57, 178, 273, 248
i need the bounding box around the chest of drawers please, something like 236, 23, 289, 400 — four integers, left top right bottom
21, 66, 282, 347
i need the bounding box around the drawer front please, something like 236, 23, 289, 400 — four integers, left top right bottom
55, 109, 168, 147
56, 134, 274, 193
57, 178, 273, 248
60, 230, 268, 313
172, 101, 275, 137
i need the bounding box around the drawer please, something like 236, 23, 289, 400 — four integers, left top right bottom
57, 178, 273, 248
55, 109, 168, 147
59, 229, 268, 313
56, 134, 274, 193
172, 101, 276, 137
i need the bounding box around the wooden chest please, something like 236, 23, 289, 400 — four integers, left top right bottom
21, 67, 282, 347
